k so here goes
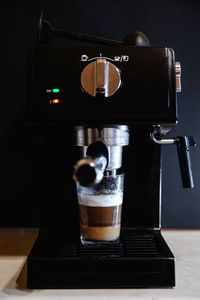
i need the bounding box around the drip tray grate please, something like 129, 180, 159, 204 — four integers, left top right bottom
27, 229, 175, 288
79, 241, 124, 258
35, 230, 163, 259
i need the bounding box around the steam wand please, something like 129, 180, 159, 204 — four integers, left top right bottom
151, 133, 196, 188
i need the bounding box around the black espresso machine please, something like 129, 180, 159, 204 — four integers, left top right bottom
25, 14, 196, 288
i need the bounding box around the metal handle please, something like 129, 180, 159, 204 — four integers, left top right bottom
38, 12, 122, 45
73, 141, 108, 187
73, 155, 107, 187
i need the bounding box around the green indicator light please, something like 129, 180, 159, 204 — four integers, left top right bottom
52, 88, 60, 93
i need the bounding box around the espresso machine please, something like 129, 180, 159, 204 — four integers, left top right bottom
25, 14, 196, 288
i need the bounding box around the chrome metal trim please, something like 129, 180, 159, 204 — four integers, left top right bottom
150, 133, 178, 145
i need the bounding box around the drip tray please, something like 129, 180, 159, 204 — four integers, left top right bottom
27, 229, 175, 288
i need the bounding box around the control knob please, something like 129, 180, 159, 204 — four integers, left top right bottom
81, 59, 121, 97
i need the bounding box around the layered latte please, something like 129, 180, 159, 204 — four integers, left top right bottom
78, 193, 123, 242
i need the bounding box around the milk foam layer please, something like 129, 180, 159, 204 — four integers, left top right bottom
78, 193, 123, 207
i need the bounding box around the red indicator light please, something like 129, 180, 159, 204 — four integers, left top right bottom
50, 99, 60, 104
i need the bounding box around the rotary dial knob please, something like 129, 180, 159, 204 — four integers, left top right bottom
81, 59, 121, 97
175, 62, 181, 92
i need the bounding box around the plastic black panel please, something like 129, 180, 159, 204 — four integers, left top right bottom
25, 46, 177, 124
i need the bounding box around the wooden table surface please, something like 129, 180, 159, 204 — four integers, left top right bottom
0, 228, 200, 299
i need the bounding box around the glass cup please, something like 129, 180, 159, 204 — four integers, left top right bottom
76, 173, 124, 246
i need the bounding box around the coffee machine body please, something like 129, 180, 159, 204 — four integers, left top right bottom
25, 43, 189, 288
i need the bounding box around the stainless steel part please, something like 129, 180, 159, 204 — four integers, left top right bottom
74, 125, 129, 172
75, 127, 99, 146
150, 133, 178, 144
81, 58, 121, 97
100, 126, 129, 146
175, 62, 181, 93
106, 146, 122, 170
73, 155, 107, 185
79, 145, 122, 170
75, 125, 129, 146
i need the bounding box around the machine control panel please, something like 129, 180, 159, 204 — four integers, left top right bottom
25, 46, 177, 124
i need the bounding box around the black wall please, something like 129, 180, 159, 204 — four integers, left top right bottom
1, 0, 200, 228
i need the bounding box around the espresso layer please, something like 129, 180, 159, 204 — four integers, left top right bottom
79, 204, 122, 227
80, 224, 121, 241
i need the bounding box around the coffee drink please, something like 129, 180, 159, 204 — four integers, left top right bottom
78, 193, 123, 242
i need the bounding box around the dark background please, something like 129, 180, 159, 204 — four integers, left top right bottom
1, 0, 199, 228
